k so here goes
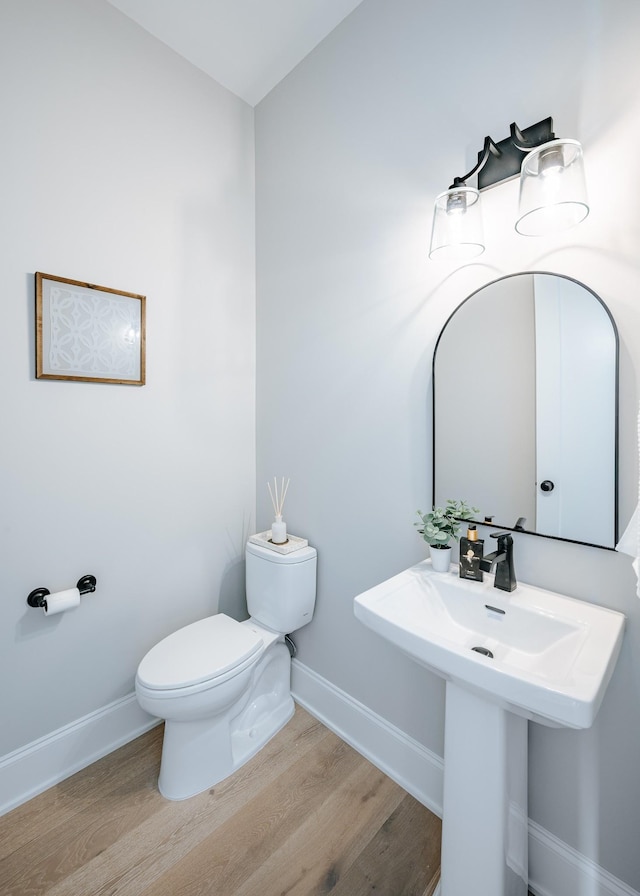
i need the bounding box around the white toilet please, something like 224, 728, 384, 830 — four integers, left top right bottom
135, 540, 317, 800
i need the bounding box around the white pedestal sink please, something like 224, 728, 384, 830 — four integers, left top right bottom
354, 561, 625, 896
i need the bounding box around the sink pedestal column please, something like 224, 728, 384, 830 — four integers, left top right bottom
439, 681, 528, 896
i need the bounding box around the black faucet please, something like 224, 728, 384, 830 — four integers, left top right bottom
480, 532, 517, 592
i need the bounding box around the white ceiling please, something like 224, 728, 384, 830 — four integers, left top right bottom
106, 0, 365, 106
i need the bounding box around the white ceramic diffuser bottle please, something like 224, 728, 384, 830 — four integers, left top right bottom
268, 477, 290, 544
271, 514, 287, 544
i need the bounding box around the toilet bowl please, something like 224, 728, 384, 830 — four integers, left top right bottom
135, 541, 317, 800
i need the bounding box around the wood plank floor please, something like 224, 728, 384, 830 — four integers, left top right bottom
0, 707, 442, 896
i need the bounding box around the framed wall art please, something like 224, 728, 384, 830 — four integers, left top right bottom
35, 273, 146, 385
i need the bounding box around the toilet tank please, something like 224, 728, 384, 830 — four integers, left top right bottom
245, 541, 317, 633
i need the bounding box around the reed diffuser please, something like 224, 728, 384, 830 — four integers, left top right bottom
268, 477, 290, 544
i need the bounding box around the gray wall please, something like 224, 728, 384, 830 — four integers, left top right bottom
0, 0, 255, 754
434, 275, 536, 528
256, 0, 640, 887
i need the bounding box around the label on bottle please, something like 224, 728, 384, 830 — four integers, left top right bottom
459, 537, 484, 582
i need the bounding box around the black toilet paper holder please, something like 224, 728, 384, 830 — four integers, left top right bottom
27, 574, 97, 609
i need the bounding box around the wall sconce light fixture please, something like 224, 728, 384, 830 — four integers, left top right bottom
429, 117, 589, 261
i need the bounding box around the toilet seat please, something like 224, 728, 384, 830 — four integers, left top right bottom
137, 614, 263, 693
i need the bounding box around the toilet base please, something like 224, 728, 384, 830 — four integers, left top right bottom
231, 692, 294, 773
158, 642, 294, 800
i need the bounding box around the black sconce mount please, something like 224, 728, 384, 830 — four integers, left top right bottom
450, 117, 555, 191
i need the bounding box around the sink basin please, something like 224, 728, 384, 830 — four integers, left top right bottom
354, 560, 625, 729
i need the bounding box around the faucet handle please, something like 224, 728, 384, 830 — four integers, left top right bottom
489, 531, 513, 548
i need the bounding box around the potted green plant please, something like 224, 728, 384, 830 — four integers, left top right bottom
415, 499, 478, 572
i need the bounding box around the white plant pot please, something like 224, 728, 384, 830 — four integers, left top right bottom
429, 545, 452, 572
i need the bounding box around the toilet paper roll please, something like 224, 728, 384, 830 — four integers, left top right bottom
43, 587, 81, 616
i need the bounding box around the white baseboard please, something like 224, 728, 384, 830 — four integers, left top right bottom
0, 693, 159, 817
291, 659, 638, 896
528, 821, 640, 896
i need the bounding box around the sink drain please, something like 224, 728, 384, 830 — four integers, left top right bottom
471, 646, 494, 658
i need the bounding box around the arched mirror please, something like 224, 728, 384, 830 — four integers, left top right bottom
432, 272, 619, 549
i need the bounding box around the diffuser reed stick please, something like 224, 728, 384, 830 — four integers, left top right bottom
268, 477, 290, 518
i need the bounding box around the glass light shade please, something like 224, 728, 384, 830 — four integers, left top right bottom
429, 186, 485, 261
516, 138, 589, 236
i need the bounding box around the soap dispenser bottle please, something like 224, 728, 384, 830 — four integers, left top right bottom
459, 524, 484, 582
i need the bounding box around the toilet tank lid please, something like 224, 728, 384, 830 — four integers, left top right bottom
246, 542, 317, 563
137, 614, 263, 690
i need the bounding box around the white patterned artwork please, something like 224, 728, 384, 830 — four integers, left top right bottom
36, 273, 145, 385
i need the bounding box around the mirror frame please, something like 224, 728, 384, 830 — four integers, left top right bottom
432, 271, 620, 550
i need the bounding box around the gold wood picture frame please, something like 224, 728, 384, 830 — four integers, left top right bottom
35, 273, 146, 385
